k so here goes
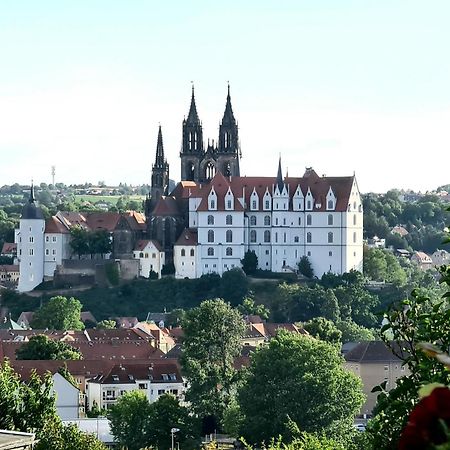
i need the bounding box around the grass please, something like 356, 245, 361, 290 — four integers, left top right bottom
74, 195, 145, 205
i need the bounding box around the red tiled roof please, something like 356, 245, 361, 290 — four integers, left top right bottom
184, 170, 355, 213
1, 243, 16, 254
85, 212, 121, 231
134, 240, 163, 252
45, 216, 70, 234
174, 229, 198, 246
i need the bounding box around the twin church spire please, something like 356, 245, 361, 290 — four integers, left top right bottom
151, 85, 241, 199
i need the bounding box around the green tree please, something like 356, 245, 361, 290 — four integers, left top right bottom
238, 331, 364, 445
0, 360, 105, 449
108, 390, 152, 450
181, 299, 247, 425
69, 225, 90, 258
220, 268, 249, 305
147, 394, 200, 450
16, 335, 82, 360
241, 250, 258, 275
88, 229, 112, 258
335, 320, 375, 343
367, 264, 450, 450
96, 319, 116, 329
298, 256, 314, 278
303, 317, 342, 344
31, 296, 85, 330
237, 297, 270, 320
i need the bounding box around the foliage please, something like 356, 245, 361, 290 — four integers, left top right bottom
303, 317, 342, 344
298, 256, 314, 278
238, 331, 365, 445
36, 421, 107, 450
241, 250, 258, 275
181, 299, 246, 424
146, 394, 200, 450
108, 390, 152, 450
0, 360, 56, 432
16, 335, 82, 360
161, 262, 175, 275
335, 319, 376, 342
108, 391, 200, 450
367, 264, 450, 450
220, 268, 250, 305
149, 269, 159, 280
237, 297, 270, 320
96, 319, 116, 329
69, 226, 112, 258
363, 247, 407, 285
31, 295, 85, 330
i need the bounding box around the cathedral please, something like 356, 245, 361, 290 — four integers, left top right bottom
145, 86, 363, 277
145, 85, 242, 261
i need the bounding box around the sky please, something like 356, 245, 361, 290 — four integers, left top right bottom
1, 0, 449, 193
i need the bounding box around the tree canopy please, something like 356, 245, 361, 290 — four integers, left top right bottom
238, 331, 365, 445
181, 299, 246, 425
31, 296, 85, 330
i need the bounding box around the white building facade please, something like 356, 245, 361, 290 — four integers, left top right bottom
133, 240, 165, 278
175, 167, 363, 278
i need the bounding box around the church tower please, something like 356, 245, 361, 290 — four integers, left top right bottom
217, 84, 241, 177
180, 86, 204, 181
151, 125, 169, 202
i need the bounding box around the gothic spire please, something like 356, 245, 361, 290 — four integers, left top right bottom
155, 125, 165, 167
186, 84, 200, 124
276, 156, 284, 192
221, 82, 236, 125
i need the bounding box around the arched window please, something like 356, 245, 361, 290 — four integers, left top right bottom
226, 247, 232, 256
226, 230, 233, 243
307, 214, 312, 226
353, 214, 357, 225
264, 215, 270, 226
208, 230, 214, 243
190, 249, 195, 257
207, 247, 214, 256
328, 232, 333, 243
226, 214, 232, 225
181, 249, 186, 257
139, 252, 144, 258
250, 230, 257, 243
294, 236, 299, 243
208, 215, 214, 225
250, 216, 257, 226
307, 232, 312, 243
264, 230, 271, 242
328, 214, 333, 226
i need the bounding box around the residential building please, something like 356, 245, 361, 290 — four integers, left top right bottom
411, 251, 433, 270
0, 265, 19, 284
133, 240, 165, 278
87, 361, 185, 410
431, 249, 450, 267
344, 341, 410, 416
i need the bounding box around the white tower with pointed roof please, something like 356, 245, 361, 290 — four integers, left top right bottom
17, 185, 45, 292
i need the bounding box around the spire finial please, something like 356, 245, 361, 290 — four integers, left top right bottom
29, 181, 36, 204
276, 156, 284, 192
227, 81, 230, 97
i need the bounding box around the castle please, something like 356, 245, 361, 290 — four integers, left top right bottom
15, 87, 363, 292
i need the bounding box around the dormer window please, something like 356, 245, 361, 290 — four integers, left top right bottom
225, 187, 234, 211
227, 200, 232, 209
265, 200, 270, 209
250, 189, 259, 210
326, 187, 336, 211
307, 200, 311, 210
208, 188, 217, 210
210, 200, 215, 209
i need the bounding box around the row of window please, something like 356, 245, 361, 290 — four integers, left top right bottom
207, 247, 233, 256
207, 229, 233, 243
207, 214, 358, 227
210, 198, 337, 211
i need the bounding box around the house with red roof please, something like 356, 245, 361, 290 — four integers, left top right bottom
132, 239, 165, 278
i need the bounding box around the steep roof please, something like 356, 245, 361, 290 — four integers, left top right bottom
1, 243, 16, 254
45, 216, 70, 234
344, 341, 404, 363
174, 229, 198, 246
134, 240, 163, 252
151, 196, 181, 216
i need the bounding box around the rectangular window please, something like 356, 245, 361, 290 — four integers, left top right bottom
157, 389, 165, 395
45, 249, 49, 256
252, 200, 257, 209
52, 249, 56, 255
265, 200, 270, 209
139, 383, 147, 390
52, 236, 57, 242
227, 200, 232, 209
45, 236, 49, 242
29, 248, 34, 256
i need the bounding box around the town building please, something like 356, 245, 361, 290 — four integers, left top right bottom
411, 251, 433, 270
